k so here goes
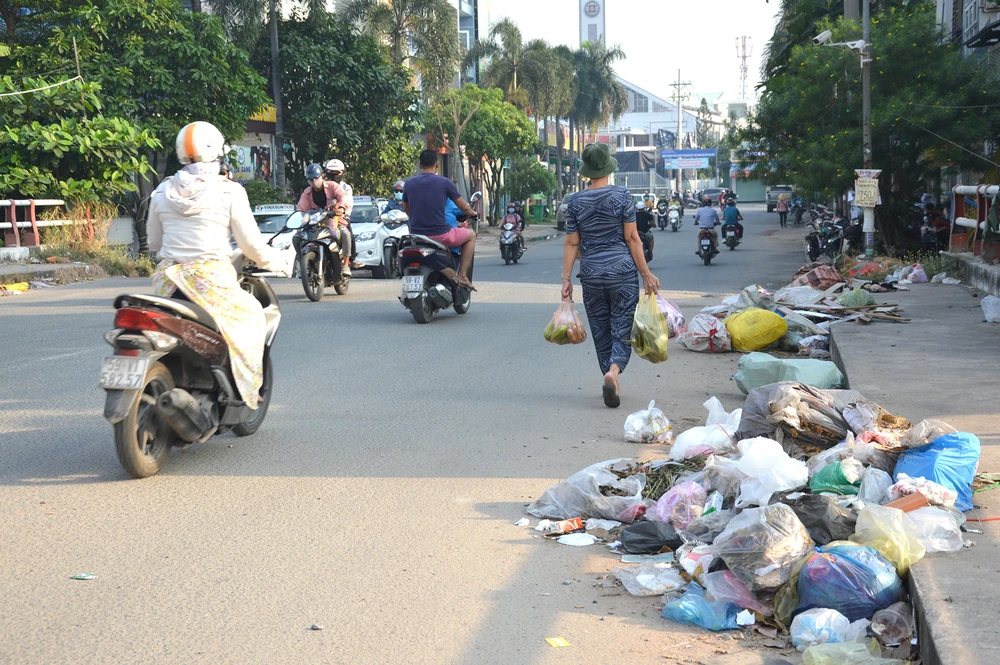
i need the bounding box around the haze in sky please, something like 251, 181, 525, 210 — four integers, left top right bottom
486, 0, 781, 104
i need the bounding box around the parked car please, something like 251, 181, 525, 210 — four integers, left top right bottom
701, 187, 728, 203
766, 185, 795, 212
350, 196, 408, 279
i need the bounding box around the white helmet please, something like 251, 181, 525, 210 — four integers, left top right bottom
324, 158, 346, 173
175, 121, 226, 165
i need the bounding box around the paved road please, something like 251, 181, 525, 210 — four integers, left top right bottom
0, 203, 808, 665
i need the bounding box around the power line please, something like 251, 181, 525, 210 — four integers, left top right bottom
896, 115, 1000, 169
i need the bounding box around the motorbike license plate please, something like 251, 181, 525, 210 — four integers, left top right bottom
727, 230, 736, 237
701, 239, 712, 248
403, 275, 424, 294
98, 356, 150, 390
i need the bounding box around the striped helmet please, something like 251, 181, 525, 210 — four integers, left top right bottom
175, 121, 226, 165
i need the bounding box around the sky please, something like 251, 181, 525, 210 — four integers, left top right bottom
481, 0, 782, 105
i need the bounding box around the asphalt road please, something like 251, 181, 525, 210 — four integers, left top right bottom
0, 203, 810, 665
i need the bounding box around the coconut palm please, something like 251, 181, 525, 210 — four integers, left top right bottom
464, 17, 528, 109
520, 40, 557, 146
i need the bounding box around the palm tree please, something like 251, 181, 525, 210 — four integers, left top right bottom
520, 40, 556, 148
464, 17, 528, 110
341, 0, 460, 100
568, 40, 627, 188
550, 45, 576, 197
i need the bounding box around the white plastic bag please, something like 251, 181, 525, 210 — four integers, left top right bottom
734, 437, 809, 508
670, 397, 741, 460
527, 459, 648, 522
775, 285, 824, 306
624, 400, 673, 443
930, 272, 946, 284
908, 506, 964, 553
792, 608, 852, 651
983, 295, 1000, 323
678, 314, 733, 353
909, 264, 928, 283
613, 562, 686, 596
858, 467, 893, 505
888, 473, 958, 508
899, 419, 957, 449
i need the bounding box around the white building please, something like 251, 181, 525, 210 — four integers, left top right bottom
580, 0, 606, 45
596, 78, 699, 151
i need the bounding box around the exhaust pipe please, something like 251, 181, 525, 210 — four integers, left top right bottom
155, 388, 216, 443
429, 283, 453, 308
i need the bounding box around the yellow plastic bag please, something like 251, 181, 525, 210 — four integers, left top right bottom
630, 293, 670, 363
544, 300, 588, 345
725, 308, 788, 352
851, 504, 925, 575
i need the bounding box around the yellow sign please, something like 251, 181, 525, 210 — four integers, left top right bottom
856, 178, 879, 208
249, 105, 277, 123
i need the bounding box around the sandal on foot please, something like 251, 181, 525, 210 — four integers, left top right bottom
602, 382, 620, 408
457, 277, 477, 291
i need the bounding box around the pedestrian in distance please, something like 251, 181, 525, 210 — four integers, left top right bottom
561, 142, 661, 408
775, 194, 790, 228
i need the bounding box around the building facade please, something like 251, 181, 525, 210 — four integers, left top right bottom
580, 0, 606, 45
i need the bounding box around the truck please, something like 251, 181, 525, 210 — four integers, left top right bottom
766, 185, 794, 212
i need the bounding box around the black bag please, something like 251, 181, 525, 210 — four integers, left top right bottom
620, 520, 683, 554
781, 494, 857, 545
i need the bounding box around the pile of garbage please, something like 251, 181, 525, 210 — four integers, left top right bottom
0, 277, 55, 295
522, 386, 981, 662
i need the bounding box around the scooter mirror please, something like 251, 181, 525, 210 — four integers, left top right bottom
471, 191, 483, 202
284, 212, 305, 230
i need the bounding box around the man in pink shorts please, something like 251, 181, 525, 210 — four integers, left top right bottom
402, 150, 480, 289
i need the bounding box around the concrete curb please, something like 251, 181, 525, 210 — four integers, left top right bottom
526, 232, 564, 243
943, 251, 1000, 298
0, 262, 96, 283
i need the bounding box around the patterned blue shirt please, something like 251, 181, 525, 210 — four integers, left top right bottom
566, 185, 638, 280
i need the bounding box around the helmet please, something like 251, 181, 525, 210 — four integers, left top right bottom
305, 163, 323, 180
643, 193, 653, 201
325, 158, 346, 173
726, 197, 736, 205
175, 121, 226, 165
392, 180, 405, 193
635, 202, 643, 210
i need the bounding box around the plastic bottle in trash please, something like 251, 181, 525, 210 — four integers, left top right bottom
871, 601, 914, 645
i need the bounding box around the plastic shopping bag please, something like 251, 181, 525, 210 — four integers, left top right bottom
908, 506, 964, 553
734, 437, 809, 508
651, 480, 707, 530
527, 459, 648, 522
613, 562, 686, 596
893, 432, 980, 511
629, 293, 670, 362
725, 308, 788, 352
701, 570, 773, 616
656, 295, 686, 338
809, 459, 864, 496
983, 295, 1000, 323
791, 608, 868, 651
624, 400, 672, 443
852, 504, 925, 575
677, 313, 732, 353
661, 583, 741, 631
712, 503, 815, 591
543, 300, 587, 345
669, 397, 741, 460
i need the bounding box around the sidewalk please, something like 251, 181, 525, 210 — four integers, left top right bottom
830, 282, 1000, 665
0, 261, 97, 283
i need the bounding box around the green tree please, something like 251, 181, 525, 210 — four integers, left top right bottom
568, 40, 627, 189
423, 83, 491, 191
464, 17, 529, 110
551, 45, 576, 197
256, 13, 419, 194
738, 3, 1000, 244
520, 40, 556, 149
502, 156, 557, 211
340, 0, 460, 103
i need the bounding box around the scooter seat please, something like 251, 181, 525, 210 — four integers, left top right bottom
400, 234, 450, 252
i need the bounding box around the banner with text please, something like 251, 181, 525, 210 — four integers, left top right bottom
660, 149, 716, 171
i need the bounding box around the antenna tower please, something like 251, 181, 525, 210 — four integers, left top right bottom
736, 36, 752, 100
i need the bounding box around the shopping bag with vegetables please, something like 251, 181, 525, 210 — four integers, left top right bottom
630, 293, 670, 363
544, 300, 588, 345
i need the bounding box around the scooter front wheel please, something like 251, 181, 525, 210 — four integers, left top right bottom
301, 252, 324, 301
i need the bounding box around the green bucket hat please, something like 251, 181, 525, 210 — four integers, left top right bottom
578, 142, 618, 178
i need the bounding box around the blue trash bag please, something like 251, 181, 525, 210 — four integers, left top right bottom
795, 543, 903, 622
894, 432, 980, 511
662, 582, 741, 631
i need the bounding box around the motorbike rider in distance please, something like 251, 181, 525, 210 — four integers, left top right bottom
694, 198, 721, 255
634, 201, 654, 254
296, 162, 353, 275
722, 197, 744, 240
501, 203, 526, 250
402, 149, 479, 290
384, 180, 406, 213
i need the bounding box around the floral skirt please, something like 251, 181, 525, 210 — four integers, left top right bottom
152, 260, 266, 409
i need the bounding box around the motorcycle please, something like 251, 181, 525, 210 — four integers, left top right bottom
100, 262, 282, 478
669, 204, 682, 232
641, 232, 653, 263
805, 218, 845, 262
399, 192, 481, 324
499, 221, 524, 265
791, 202, 805, 226
293, 208, 350, 302
655, 202, 669, 230
378, 209, 411, 280
697, 228, 718, 266
723, 224, 741, 250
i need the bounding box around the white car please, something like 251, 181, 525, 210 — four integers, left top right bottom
350, 196, 408, 279
233, 204, 299, 277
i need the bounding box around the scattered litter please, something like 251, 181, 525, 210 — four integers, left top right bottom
942, 277, 961, 285
310, 624, 323, 631
870, 601, 914, 646
982, 295, 1000, 323
624, 400, 672, 443
585, 518, 621, 531
29, 280, 54, 288
620, 520, 682, 554
70, 573, 97, 580
838, 287, 877, 307
527, 459, 647, 522
544, 637, 571, 648
792, 608, 864, 650
801, 639, 902, 664
662, 583, 741, 631
514, 518, 530, 527
887, 473, 957, 508
736, 609, 756, 626
907, 506, 964, 553
621, 552, 674, 563
613, 562, 686, 596
535, 518, 583, 534
557, 533, 597, 547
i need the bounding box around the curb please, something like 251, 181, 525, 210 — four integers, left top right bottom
526, 232, 564, 243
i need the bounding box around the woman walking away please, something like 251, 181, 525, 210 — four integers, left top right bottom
776, 194, 790, 228
561, 143, 661, 408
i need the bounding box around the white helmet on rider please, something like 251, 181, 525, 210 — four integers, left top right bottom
324, 159, 346, 174
175, 121, 227, 165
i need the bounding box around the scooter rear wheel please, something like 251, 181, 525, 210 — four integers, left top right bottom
114, 361, 174, 479
233, 354, 272, 437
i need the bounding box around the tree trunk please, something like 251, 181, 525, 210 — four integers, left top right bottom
190, 0, 202, 12
269, 0, 286, 192
568, 115, 576, 191
555, 114, 564, 198
543, 117, 550, 163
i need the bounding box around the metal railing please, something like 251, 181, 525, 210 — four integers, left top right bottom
0, 199, 81, 248
950, 185, 998, 260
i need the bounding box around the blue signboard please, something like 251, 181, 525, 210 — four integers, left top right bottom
659, 149, 717, 161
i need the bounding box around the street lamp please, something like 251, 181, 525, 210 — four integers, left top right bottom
815, 0, 877, 260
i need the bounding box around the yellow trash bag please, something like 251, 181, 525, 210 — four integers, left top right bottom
725, 308, 788, 352
630, 293, 670, 363
851, 504, 925, 575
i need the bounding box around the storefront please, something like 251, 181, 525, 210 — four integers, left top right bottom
229, 106, 277, 186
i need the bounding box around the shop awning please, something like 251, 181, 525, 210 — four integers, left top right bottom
966, 20, 1000, 48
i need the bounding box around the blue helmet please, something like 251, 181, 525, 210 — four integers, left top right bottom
305, 163, 323, 180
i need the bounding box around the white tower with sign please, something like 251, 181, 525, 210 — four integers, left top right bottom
580, 0, 605, 45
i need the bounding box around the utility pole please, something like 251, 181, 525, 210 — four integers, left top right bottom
844, 0, 859, 22
269, 0, 286, 193
669, 69, 691, 195
861, 0, 875, 260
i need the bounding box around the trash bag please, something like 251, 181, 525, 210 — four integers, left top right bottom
544, 300, 587, 345
809, 459, 864, 495
802, 639, 905, 665
620, 519, 683, 554
734, 438, 809, 508
726, 308, 788, 352
651, 480, 707, 530
852, 504, 926, 575
899, 419, 957, 449
701, 570, 773, 616
858, 467, 894, 505
789, 264, 843, 290
907, 506, 964, 553
791, 608, 861, 651
656, 295, 686, 338
527, 459, 648, 522
887, 473, 958, 508
669, 397, 741, 459
680, 509, 734, 544
983, 295, 1000, 323
766, 384, 854, 451
842, 402, 912, 446
909, 263, 928, 283
712, 503, 815, 591
795, 542, 904, 622
677, 542, 715, 576
678, 313, 732, 353
733, 284, 776, 312
893, 432, 981, 511
624, 400, 673, 443
775, 285, 824, 306
630, 293, 670, 362
701, 456, 744, 499
733, 352, 845, 394
737, 383, 865, 442
782, 494, 858, 545
837, 287, 877, 307
613, 562, 686, 596
661, 582, 741, 631
799, 334, 830, 353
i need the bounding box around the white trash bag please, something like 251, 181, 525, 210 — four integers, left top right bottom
624, 400, 673, 443
669, 397, 741, 460
983, 295, 1000, 323
527, 459, 649, 522
734, 437, 809, 508
613, 562, 687, 596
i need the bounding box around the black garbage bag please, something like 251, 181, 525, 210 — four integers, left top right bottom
781, 494, 858, 545
620, 520, 683, 554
